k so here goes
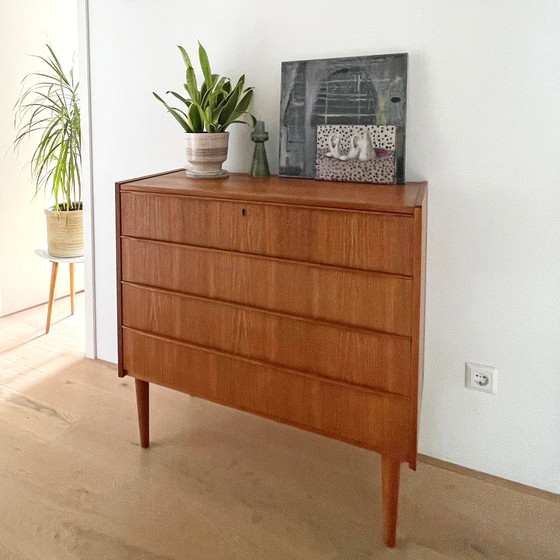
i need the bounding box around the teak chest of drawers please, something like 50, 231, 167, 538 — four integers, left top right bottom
116, 170, 427, 547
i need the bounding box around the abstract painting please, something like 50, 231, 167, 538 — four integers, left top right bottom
279, 53, 407, 183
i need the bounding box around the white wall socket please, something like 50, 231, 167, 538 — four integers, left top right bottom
465, 362, 498, 394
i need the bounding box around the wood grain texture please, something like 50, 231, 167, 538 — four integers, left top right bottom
418, 454, 560, 504
121, 238, 413, 336
135, 379, 149, 448
3, 298, 558, 560
122, 328, 411, 458
382, 456, 401, 547
46, 261, 59, 334
115, 182, 124, 377
122, 283, 412, 395
116, 171, 427, 548
120, 170, 427, 215
407, 201, 427, 469
120, 192, 414, 275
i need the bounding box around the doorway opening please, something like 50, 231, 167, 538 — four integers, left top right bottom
0, 0, 95, 357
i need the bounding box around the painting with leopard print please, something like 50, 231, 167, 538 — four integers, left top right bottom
279, 53, 407, 183
316, 125, 396, 183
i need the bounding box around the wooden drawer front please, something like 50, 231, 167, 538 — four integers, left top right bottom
121, 238, 413, 336
120, 192, 414, 275
122, 283, 411, 396
123, 329, 411, 456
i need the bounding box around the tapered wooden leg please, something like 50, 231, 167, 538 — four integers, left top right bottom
382, 455, 401, 547
45, 262, 59, 334
69, 263, 75, 315
135, 379, 150, 448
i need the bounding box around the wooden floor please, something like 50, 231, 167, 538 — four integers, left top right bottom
0, 295, 558, 560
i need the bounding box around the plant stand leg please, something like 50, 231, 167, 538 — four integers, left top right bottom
46, 261, 59, 334
135, 379, 150, 448
69, 262, 75, 315
382, 455, 401, 547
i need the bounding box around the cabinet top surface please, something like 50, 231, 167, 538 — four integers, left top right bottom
119, 170, 427, 214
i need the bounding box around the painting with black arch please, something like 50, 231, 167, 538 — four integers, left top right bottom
279, 53, 407, 184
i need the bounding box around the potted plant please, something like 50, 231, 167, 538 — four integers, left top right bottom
13, 44, 82, 257
153, 43, 255, 178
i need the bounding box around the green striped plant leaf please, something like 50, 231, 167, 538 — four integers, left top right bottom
13, 44, 81, 211
153, 43, 255, 134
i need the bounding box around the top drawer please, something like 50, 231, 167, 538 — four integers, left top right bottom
120, 192, 414, 275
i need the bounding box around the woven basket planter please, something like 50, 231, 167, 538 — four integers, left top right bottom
45, 206, 84, 257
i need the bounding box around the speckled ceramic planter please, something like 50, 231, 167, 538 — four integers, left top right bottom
185, 132, 229, 179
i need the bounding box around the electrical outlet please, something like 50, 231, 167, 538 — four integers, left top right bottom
465, 362, 497, 394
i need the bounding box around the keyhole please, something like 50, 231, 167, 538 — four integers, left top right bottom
242, 208, 247, 217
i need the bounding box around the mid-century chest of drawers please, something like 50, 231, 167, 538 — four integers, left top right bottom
116, 170, 427, 547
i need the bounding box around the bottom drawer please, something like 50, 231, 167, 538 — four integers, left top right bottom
122, 328, 412, 457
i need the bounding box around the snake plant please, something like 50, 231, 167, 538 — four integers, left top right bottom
153, 43, 255, 133
13, 44, 81, 212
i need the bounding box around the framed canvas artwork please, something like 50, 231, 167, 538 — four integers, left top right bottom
279, 53, 407, 184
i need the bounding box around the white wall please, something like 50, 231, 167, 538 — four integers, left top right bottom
0, 0, 83, 316
88, 0, 560, 493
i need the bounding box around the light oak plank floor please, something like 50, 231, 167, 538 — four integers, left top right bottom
0, 295, 558, 560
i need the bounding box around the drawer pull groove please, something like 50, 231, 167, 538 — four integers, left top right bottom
122, 326, 410, 401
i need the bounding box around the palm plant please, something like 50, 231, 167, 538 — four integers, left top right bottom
13, 44, 81, 212
153, 43, 255, 133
